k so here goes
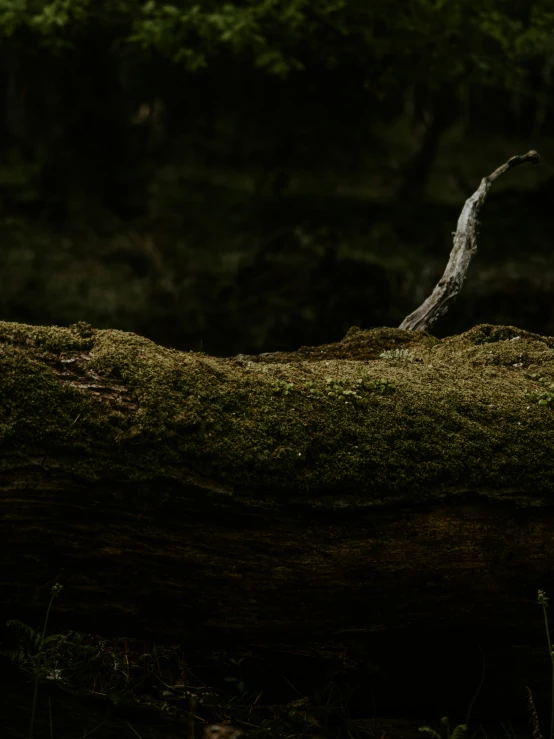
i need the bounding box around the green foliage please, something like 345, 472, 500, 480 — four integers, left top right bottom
418, 717, 467, 739
4, 578, 554, 739
305, 376, 396, 400
0, 0, 553, 92
0, 0, 90, 51
324, 377, 356, 399
526, 376, 554, 406
272, 379, 295, 395
365, 378, 396, 394
125, 0, 554, 94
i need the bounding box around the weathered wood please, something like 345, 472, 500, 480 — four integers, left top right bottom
399, 150, 540, 332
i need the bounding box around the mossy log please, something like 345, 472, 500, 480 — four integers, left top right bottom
4, 319, 554, 720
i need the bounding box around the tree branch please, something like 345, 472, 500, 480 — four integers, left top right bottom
399, 150, 541, 332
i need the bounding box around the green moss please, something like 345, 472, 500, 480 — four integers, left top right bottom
2, 320, 554, 507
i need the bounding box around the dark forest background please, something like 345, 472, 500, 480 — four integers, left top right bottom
5, 5, 554, 735
2, 0, 554, 356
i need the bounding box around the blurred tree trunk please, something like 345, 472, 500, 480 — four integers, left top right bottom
399, 85, 459, 201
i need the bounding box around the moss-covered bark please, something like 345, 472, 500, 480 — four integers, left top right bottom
1, 319, 554, 506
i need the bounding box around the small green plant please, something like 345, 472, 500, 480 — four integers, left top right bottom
379, 348, 415, 362
272, 379, 295, 395
325, 377, 356, 399
365, 378, 396, 394
527, 376, 554, 406
6, 582, 64, 739
418, 716, 468, 739
314, 376, 397, 401
8, 582, 554, 739
223, 656, 250, 706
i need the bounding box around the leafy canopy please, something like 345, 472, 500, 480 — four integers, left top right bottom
1, 0, 554, 92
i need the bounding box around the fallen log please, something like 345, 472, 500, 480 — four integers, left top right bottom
2, 318, 554, 645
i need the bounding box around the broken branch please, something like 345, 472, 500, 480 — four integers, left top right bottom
399, 150, 540, 332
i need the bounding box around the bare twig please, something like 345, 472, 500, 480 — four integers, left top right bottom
399, 150, 540, 332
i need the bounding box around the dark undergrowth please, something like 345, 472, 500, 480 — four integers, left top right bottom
1, 586, 552, 739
